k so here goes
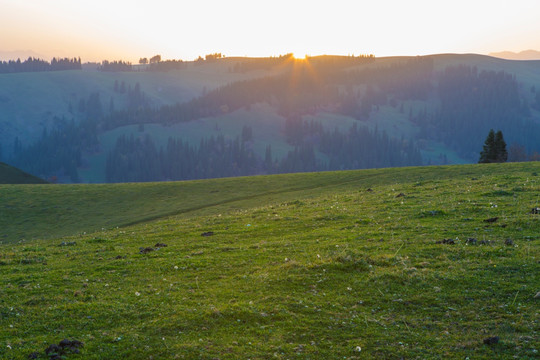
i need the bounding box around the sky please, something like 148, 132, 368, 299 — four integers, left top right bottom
1, 0, 539, 62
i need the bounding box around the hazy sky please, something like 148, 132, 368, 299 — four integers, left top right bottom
1, 0, 539, 62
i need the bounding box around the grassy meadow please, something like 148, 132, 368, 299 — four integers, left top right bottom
0, 163, 539, 359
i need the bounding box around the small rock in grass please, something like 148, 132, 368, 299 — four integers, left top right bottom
201, 231, 214, 237
44, 339, 84, 358
466, 238, 477, 245
366, 188, 373, 192
483, 336, 499, 345
484, 217, 499, 223
436, 239, 455, 245
59, 241, 77, 246
59, 339, 83, 350
154, 243, 167, 248
45, 344, 61, 355
395, 192, 406, 198
139, 247, 154, 254
504, 238, 514, 246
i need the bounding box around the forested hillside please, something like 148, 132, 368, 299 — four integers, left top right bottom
2, 54, 540, 182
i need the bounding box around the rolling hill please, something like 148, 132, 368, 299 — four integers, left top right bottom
0, 162, 46, 184
0, 163, 538, 358
2, 54, 540, 183
0, 59, 279, 158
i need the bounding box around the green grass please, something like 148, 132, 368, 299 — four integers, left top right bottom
1, 163, 539, 359
0, 162, 47, 184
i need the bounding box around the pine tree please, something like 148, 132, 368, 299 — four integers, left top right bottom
494, 130, 507, 162
479, 129, 496, 163
479, 129, 507, 163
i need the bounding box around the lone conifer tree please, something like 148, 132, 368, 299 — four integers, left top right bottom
494, 130, 508, 162
479, 129, 507, 163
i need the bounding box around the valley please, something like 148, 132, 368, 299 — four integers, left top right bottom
2, 54, 540, 183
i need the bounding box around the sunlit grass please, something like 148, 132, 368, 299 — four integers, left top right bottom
0, 163, 539, 358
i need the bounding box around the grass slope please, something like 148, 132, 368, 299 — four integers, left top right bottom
0, 163, 539, 359
0, 162, 47, 184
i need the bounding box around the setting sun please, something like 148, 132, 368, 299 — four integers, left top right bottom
292, 53, 308, 61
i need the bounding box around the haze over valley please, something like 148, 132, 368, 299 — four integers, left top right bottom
1, 52, 540, 182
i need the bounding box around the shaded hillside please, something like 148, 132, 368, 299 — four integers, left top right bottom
0, 59, 279, 158
0, 162, 47, 184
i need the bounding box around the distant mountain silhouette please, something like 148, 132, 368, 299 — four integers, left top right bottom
489, 50, 540, 60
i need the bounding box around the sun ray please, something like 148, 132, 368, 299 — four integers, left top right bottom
292, 53, 308, 61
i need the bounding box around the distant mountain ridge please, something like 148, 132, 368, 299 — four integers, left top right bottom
489, 50, 540, 60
